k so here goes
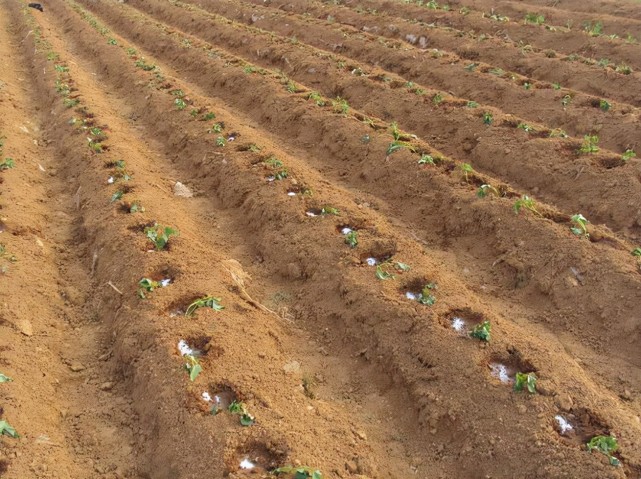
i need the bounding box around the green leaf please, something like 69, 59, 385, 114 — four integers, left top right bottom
240, 413, 255, 426
514, 372, 537, 393
394, 262, 411, 272
228, 401, 244, 414
0, 373, 12, 383
469, 320, 491, 342
294, 472, 310, 479
0, 420, 19, 438
189, 362, 202, 382
375, 266, 394, 280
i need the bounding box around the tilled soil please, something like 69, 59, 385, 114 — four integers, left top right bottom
0, 0, 640, 478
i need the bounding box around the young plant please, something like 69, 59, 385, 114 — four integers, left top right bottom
332, 97, 349, 115
208, 122, 224, 134
144, 224, 178, 250
320, 206, 339, 215
375, 265, 395, 280
345, 231, 358, 249
517, 123, 534, 133
174, 98, 187, 110
387, 122, 415, 156
586, 435, 620, 466
513, 195, 542, 216
129, 201, 145, 213
63, 98, 79, 108
632, 248, 641, 257
514, 372, 537, 393
583, 21, 603, 37
552, 82, 561, 90
477, 184, 499, 198
184, 355, 202, 382
202, 112, 216, 121
466, 101, 479, 108
0, 420, 19, 438
418, 154, 435, 165
185, 295, 224, 316
460, 163, 474, 182
307, 91, 326, 106
432, 93, 443, 105
622, 149, 636, 161
0, 158, 15, 170
524, 13, 545, 25
469, 320, 491, 342
0, 373, 12, 383
111, 190, 124, 203
483, 112, 493, 125
570, 214, 589, 237
273, 466, 323, 479
228, 401, 255, 426
216, 136, 226, 147
599, 99, 611, 112
418, 283, 437, 305
134, 59, 155, 71
615, 64, 632, 75
579, 135, 599, 154
138, 278, 160, 299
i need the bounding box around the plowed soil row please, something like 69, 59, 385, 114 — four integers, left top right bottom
117, 0, 641, 240
1, 0, 640, 478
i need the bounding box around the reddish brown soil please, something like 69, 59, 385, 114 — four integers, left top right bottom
0, 0, 640, 478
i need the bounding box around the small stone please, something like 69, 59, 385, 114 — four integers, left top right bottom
173, 181, 193, 198
283, 361, 300, 374
345, 461, 358, 474
355, 430, 367, 441
621, 389, 632, 401
99, 382, 114, 391
69, 363, 85, 372
258, 352, 266, 358
18, 318, 33, 336
554, 394, 573, 411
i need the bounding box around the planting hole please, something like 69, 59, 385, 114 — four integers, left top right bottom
239, 458, 255, 470
555, 415, 574, 435
231, 439, 289, 474
443, 308, 485, 335
486, 351, 535, 386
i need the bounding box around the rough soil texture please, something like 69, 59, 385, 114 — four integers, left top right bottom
0, 0, 640, 478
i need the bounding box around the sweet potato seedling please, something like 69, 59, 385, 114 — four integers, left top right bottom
0, 373, 12, 383
570, 214, 589, 237
228, 401, 255, 426
632, 248, 641, 257
587, 435, 620, 466
137, 278, 162, 299
477, 184, 499, 198
307, 92, 326, 106
185, 295, 224, 317
460, 163, 474, 182
208, 122, 224, 134
514, 372, 537, 393
513, 195, 542, 216
144, 224, 178, 250
0, 420, 19, 438
483, 112, 493, 125
469, 320, 491, 342
599, 100, 611, 112
579, 135, 599, 154
345, 231, 358, 248
332, 97, 350, 115
216, 136, 226, 147
622, 149, 636, 161
0, 158, 15, 170
375, 265, 395, 280
174, 98, 187, 110
418, 283, 437, 306
466, 101, 479, 108
273, 466, 323, 479
184, 355, 202, 382
418, 154, 435, 165
524, 13, 545, 25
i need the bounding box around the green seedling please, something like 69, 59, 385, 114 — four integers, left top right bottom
144, 224, 178, 250
418, 283, 437, 306
228, 401, 255, 426
129, 201, 144, 213
615, 64, 632, 75
286, 81, 299, 93
375, 265, 394, 281
622, 149, 636, 161
632, 248, 641, 256
0, 373, 12, 383
0, 158, 15, 170
273, 466, 323, 479
599, 99, 611, 111
126, 47, 137, 57
273, 169, 288, 180
524, 13, 545, 25
170, 89, 185, 98
243, 65, 257, 74
107, 37, 117, 45
517, 123, 534, 133
549, 128, 569, 138
54, 64, 69, 73
625, 33, 637, 44
185, 295, 224, 317
466, 101, 479, 108
307, 91, 326, 106
523, 82, 532, 90
111, 190, 123, 202
345, 231, 358, 248
469, 320, 491, 342
0, 420, 18, 438
432, 93, 443, 105
395, 262, 411, 272
184, 355, 202, 382
483, 112, 493, 125
202, 112, 216, 121
579, 135, 599, 154
264, 157, 283, 169
209, 122, 224, 134
477, 184, 499, 198
587, 435, 620, 466
216, 136, 226, 147
88, 140, 104, 153
174, 98, 187, 110
320, 206, 339, 215
247, 144, 261, 153
513, 195, 542, 216
552, 82, 561, 90
488, 68, 505, 77
464, 63, 477, 72
63, 98, 79, 108
332, 97, 349, 115
418, 154, 435, 165
583, 21, 603, 37
514, 372, 537, 393
460, 163, 474, 182
138, 278, 160, 299
570, 214, 589, 237
134, 59, 155, 71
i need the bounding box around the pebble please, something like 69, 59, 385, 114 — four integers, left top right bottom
18, 318, 33, 336
69, 363, 86, 372
99, 382, 114, 391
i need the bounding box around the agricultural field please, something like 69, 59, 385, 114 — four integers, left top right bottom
1, 0, 640, 477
